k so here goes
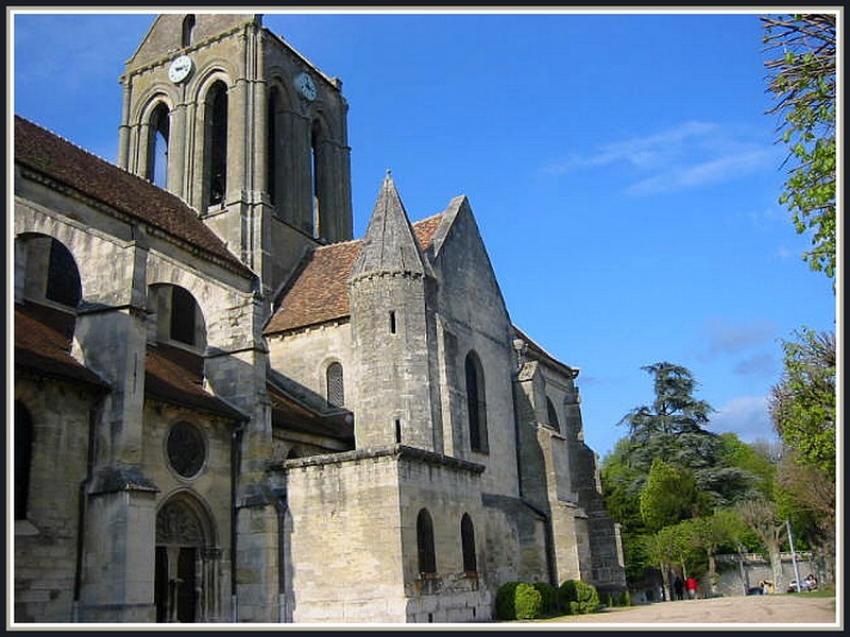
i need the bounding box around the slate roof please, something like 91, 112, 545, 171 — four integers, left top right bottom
14, 115, 253, 278
145, 343, 245, 420
14, 302, 109, 390
350, 174, 429, 280
265, 212, 444, 335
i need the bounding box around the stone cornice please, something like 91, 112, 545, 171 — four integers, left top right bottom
272, 444, 485, 474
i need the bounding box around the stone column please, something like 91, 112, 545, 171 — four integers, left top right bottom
73, 240, 159, 621
204, 294, 279, 622
168, 100, 187, 200
118, 79, 132, 170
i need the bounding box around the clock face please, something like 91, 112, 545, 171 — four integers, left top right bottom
168, 55, 193, 84
294, 72, 317, 101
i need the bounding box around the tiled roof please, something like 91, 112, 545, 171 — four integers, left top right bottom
14, 115, 253, 278
265, 213, 444, 335
14, 302, 109, 389
145, 343, 245, 420
267, 381, 354, 443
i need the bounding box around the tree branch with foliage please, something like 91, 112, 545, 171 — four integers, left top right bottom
735, 499, 787, 591
762, 14, 836, 280
770, 328, 836, 474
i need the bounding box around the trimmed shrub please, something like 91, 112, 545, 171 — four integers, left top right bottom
514, 583, 544, 620
619, 590, 631, 607
558, 579, 601, 615
495, 581, 545, 620
532, 582, 557, 615
495, 581, 522, 620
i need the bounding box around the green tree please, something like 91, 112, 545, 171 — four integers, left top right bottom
718, 433, 777, 499
619, 363, 752, 506
639, 459, 703, 532
770, 328, 836, 473
681, 511, 749, 596
762, 14, 836, 280
735, 499, 787, 591
642, 525, 695, 601
621, 362, 713, 440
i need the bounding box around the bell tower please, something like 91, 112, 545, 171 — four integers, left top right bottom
117, 13, 353, 296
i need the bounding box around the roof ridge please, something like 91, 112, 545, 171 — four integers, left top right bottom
14, 114, 203, 218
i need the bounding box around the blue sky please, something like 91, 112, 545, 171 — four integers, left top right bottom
12, 11, 837, 458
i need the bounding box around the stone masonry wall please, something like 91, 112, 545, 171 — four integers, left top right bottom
396, 454, 488, 622
140, 400, 234, 621
283, 450, 406, 622
14, 378, 94, 622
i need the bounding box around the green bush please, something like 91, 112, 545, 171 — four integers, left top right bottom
618, 590, 631, 607
514, 583, 544, 620
495, 581, 546, 620
558, 579, 601, 615
495, 581, 523, 620
532, 582, 557, 615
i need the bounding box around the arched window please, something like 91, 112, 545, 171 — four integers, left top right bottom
326, 362, 344, 407
461, 513, 477, 573
465, 351, 488, 453
267, 87, 278, 205
45, 238, 82, 307
205, 81, 228, 207
310, 119, 323, 237
181, 14, 196, 47
147, 102, 170, 188
546, 397, 560, 431
417, 509, 436, 574
169, 286, 198, 346
15, 402, 34, 520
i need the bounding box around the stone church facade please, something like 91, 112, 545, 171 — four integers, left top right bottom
12, 14, 625, 623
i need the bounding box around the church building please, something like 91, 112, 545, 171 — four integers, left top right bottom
13, 14, 626, 623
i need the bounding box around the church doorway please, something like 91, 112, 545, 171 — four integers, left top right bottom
154, 493, 220, 622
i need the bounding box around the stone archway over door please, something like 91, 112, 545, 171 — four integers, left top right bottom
155, 495, 221, 622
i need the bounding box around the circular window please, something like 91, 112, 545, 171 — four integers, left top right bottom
166, 422, 206, 478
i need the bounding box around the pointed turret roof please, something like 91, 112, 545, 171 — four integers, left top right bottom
349, 173, 430, 282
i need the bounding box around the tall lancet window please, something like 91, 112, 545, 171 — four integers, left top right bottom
147, 102, 170, 189
310, 119, 322, 237
15, 402, 34, 520
417, 509, 436, 575
465, 351, 488, 453
267, 87, 279, 205
205, 81, 228, 207
182, 15, 195, 47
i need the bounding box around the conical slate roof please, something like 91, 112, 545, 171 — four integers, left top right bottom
349, 173, 430, 281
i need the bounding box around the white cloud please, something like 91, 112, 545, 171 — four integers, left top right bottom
543, 120, 778, 196
710, 395, 776, 443
626, 148, 774, 196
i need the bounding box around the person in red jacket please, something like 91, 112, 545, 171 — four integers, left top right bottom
685, 576, 698, 600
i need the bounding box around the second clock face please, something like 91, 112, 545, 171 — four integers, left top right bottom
294, 72, 317, 101
168, 55, 193, 84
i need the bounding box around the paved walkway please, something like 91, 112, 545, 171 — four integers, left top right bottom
541, 594, 837, 625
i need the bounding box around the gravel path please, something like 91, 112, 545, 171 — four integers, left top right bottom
540, 594, 837, 625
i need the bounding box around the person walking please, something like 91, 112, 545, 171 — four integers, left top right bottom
673, 576, 684, 601
685, 576, 698, 600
